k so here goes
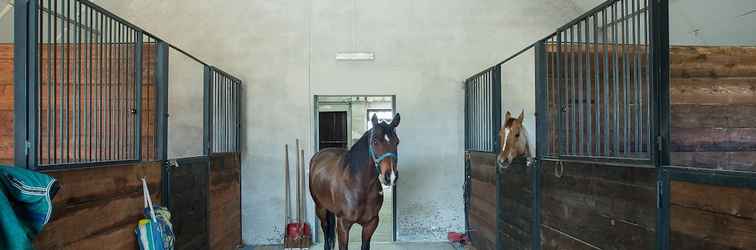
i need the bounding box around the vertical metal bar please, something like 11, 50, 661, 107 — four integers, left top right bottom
650, 0, 670, 246
13, 0, 29, 168
53, 0, 60, 164
584, 18, 592, 156
64, 0, 70, 163
569, 27, 576, 155
116, 22, 122, 160
492, 66, 501, 154
612, 2, 620, 156
107, 16, 113, 160
556, 33, 564, 156
533, 41, 546, 250
634, 0, 642, 154
622, 0, 630, 156
593, 14, 600, 156
236, 81, 241, 152
97, 11, 103, 161
135, 31, 143, 160
204, 66, 212, 155
576, 21, 583, 156
74, 0, 80, 162
603, 9, 610, 156
644, 0, 651, 155
464, 80, 469, 149
156, 41, 169, 161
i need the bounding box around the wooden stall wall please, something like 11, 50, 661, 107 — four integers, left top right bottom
34, 162, 162, 250
668, 45, 756, 249
497, 159, 532, 250
468, 152, 497, 250
0, 44, 13, 165
539, 161, 656, 250
669, 46, 756, 172
208, 152, 242, 250
669, 180, 756, 249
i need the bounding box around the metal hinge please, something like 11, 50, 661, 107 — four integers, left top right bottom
23, 141, 30, 155
656, 135, 663, 152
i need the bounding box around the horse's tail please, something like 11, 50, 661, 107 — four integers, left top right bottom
323, 210, 336, 248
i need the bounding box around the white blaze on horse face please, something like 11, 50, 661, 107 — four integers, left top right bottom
501, 127, 511, 155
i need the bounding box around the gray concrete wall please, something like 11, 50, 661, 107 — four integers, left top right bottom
89, 0, 585, 244
501, 48, 537, 155
167, 48, 205, 158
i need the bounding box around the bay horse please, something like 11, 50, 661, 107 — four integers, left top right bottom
497, 110, 533, 168
309, 113, 400, 250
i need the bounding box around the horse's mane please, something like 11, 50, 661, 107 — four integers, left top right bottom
344, 122, 395, 175
344, 131, 371, 175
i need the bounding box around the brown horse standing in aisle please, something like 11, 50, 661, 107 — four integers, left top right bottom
309, 113, 401, 250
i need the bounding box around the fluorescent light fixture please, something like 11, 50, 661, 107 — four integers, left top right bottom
336, 52, 375, 61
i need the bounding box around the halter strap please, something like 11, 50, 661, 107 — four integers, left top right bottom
368, 129, 398, 176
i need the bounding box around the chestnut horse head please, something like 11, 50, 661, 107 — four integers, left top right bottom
497, 110, 532, 167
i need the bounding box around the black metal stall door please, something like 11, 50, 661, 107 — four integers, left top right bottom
166, 156, 210, 250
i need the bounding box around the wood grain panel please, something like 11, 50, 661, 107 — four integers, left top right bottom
468, 151, 497, 250
670, 181, 756, 249
539, 161, 656, 249
670, 46, 756, 78
498, 159, 532, 250
671, 128, 756, 152
208, 153, 242, 250
35, 161, 162, 250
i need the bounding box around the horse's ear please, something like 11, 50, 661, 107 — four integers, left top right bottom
505, 111, 512, 122
518, 110, 525, 123
371, 114, 379, 128
390, 113, 401, 128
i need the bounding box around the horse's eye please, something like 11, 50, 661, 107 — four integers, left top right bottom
516, 133, 520, 137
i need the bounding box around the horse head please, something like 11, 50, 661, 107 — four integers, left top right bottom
497, 110, 532, 168
369, 113, 400, 187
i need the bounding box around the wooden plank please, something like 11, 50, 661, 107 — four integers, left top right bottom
471, 179, 496, 206
671, 104, 756, 129
208, 153, 242, 250
671, 151, 756, 172
670, 78, 756, 105
671, 128, 756, 152
35, 162, 162, 250
541, 225, 597, 250
539, 161, 656, 249
671, 204, 756, 249
470, 152, 497, 184
670, 46, 756, 78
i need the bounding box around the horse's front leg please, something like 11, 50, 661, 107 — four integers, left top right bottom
336, 217, 353, 250
360, 217, 379, 250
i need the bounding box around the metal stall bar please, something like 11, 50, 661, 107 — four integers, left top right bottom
533, 39, 548, 250
203, 65, 212, 155
14, 0, 40, 168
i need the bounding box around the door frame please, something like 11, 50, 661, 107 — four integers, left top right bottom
312, 95, 397, 242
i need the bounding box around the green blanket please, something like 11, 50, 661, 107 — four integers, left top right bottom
0, 166, 58, 250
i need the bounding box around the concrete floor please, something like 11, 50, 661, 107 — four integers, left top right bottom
245, 241, 466, 250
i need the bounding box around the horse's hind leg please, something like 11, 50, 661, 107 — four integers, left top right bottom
316, 206, 336, 250
360, 217, 379, 250
336, 217, 353, 250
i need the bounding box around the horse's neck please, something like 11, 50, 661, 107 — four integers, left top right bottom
520, 127, 532, 157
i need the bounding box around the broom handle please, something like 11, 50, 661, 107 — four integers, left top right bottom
284, 144, 290, 224
300, 149, 305, 232
295, 139, 300, 226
